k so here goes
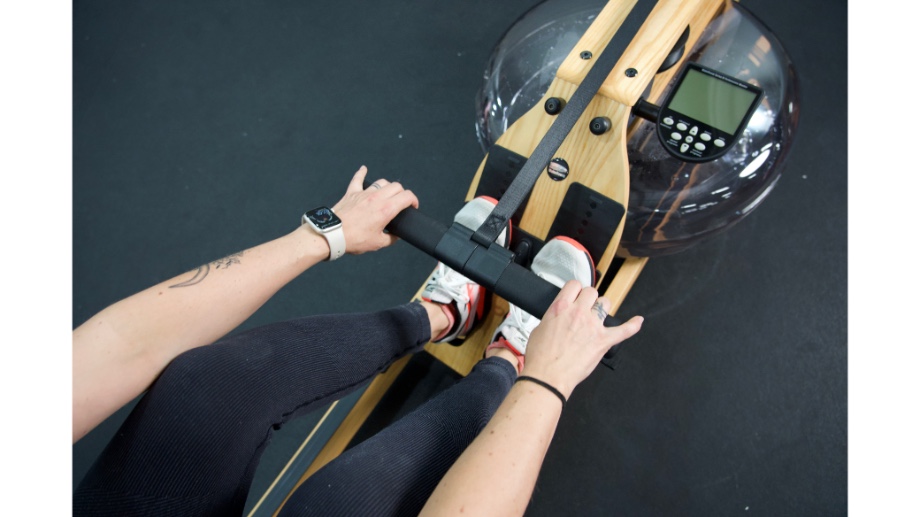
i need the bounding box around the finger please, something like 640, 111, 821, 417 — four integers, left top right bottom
367, 178, 390, 191
389, 189, 419, 210
546, 280, 582, 316
607, 315, 644, 343
573, 285, 600, 310
377, 233, 399, 248
594, 296, 612, 315
347, 166, 369, 193
590, 298, 610, 322
375, 180, 405, 197
591, 296, 613, 314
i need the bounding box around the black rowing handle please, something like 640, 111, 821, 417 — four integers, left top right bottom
371, 191, 624, 362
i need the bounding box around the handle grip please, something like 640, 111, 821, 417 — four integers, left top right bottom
367, 182, 625, 360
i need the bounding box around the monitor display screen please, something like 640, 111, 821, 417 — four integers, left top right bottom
668, 68, 759, 134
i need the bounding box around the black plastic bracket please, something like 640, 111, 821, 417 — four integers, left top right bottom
433, 223, 478, 273
433, 222, 514, 290
508, 227, 545, 269
467, 242, 515, 288
631, 97, 660, 122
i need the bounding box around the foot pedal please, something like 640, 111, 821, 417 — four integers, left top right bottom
546, 183, 625, 268
473, 145, 530, 226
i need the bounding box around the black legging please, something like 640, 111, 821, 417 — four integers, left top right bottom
73, 303, 517, 516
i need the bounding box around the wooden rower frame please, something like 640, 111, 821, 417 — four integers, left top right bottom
248, 1, 728, 514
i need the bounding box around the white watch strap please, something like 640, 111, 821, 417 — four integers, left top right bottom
325, 227, 346, 261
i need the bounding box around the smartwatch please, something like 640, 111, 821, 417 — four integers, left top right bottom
302, 206, 346, 261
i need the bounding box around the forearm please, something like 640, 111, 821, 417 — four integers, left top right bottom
420, 382, 563, 516
72, 225, 329, 441
420, 283, 644, 515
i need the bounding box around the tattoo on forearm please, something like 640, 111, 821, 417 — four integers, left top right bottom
170, 264, 210, 288
212, 251, 243, 269
169, 251, 245, 288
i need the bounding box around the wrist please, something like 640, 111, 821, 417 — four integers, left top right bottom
288, 226, 332, 265
519, 367, 574, 400
302, 206, 346, 261
515, 375, 567, 408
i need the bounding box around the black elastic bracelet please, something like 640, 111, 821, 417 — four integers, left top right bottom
515, 376, 566, 408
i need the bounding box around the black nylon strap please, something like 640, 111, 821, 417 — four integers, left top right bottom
472, 0, 657, 247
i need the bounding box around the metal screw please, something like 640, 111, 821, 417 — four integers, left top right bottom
580, 50, 593, 60
625, 68, 638, 77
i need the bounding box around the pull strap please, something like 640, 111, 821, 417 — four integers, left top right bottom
472, 0, 657, 247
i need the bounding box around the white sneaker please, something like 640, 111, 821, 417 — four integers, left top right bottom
422, 196, 510, 343
489, 236, 595, 356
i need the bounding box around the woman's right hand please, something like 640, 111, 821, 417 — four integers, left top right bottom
521, 280, 644, 399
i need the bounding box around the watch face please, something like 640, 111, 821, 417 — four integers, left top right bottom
305, 207, 342, 230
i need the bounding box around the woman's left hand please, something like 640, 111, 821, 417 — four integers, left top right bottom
332, 165, 419, 254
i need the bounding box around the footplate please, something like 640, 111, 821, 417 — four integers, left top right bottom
546, 182, 625, 274
473, 145, 530, 226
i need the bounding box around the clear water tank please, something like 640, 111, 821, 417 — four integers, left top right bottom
475, 1, 799, 256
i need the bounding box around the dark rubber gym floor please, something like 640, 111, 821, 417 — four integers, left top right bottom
72, 0, 847, 515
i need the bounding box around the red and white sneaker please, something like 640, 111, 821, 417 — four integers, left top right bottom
486, 236, 596, 370
422, 196, 510, 343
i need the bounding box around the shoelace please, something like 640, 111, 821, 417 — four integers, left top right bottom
502, 271, 567, 350
503, 304, 540, 349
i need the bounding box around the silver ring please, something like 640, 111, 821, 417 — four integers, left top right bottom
369, 183, 382, 190
591, 301, 607, 321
